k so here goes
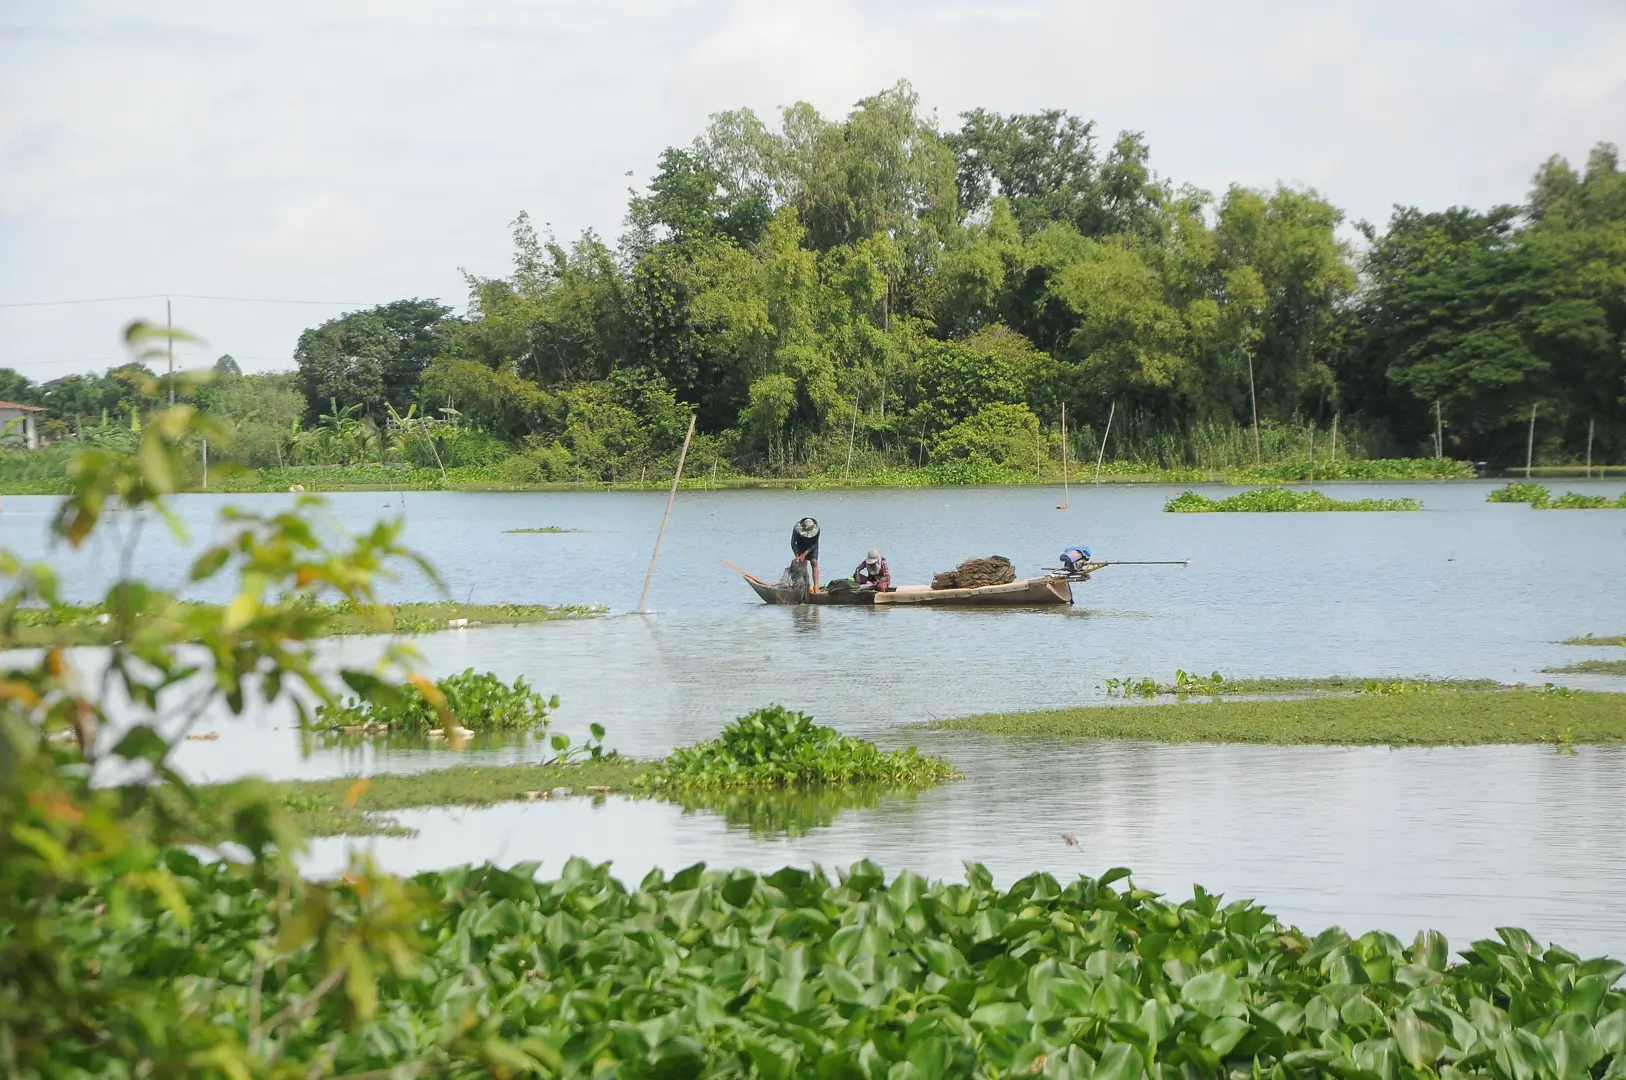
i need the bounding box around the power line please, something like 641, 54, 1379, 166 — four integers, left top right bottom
0, 293, 372, 309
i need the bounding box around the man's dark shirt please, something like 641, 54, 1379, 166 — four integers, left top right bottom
791, 528, 819, 561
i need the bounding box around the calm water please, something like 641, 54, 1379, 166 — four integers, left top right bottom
4, 482, 1625, 954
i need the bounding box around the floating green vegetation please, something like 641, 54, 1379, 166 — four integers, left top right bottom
1564, 633, 1626, 647
1544, 659, 1626, 676
46, 852, 1626, 1079
314, 667, 591, 744
253, 758, 647, 836
1164, 487, 1422, 512
1235, 457, 1475, 481
232, 705, 958, 836
926, 689, 1626, 746
1488, 483, 1626, 508
0, 599, 600, 649
503, 525, 577, 533
644, 705, 959, 790
1100, 671, 1501, 698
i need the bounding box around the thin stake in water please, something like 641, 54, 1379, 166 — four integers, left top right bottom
637, 413, 696, 614
1057, 403, 1069, 509
1526, 403, 1537, 479
1094, 400, 1115, 484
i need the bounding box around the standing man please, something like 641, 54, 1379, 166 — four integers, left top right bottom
791, 517, 821, 591
854, 548, 891, 592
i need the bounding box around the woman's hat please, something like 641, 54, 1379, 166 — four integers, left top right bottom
795, 517, 819, 538
866, 548, 882, 565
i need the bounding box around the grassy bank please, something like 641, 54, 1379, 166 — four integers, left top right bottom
1564, 632, 1626, 647
1, 599, 600, 649
1545, 659, 1626, 676
265, 758, 649, 835
1099, 673, 1501, 697
923, 689, 1626, 746
0, 456, 1477, 495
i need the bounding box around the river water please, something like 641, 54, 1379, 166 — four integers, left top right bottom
3, 482, 1625, 955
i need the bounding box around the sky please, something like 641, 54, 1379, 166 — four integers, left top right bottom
1, 0, 1623, 383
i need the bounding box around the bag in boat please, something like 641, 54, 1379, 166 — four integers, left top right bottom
823, 577, 859, 595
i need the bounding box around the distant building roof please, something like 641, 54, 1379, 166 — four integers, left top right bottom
0, 401, 45, 411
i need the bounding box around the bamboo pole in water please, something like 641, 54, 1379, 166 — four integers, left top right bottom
1093, 400, 1115, 484
843, 399, 859, 482
1058, 404, 1069, 509
637, 413, 696, 615
1525, 404, 1537, 479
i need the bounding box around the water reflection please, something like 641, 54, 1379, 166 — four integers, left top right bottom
669, 785, 919, 839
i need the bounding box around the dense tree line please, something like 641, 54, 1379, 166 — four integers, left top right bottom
6, 84, 1622, 476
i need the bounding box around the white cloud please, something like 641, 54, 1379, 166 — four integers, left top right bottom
0, 0, 1622, 379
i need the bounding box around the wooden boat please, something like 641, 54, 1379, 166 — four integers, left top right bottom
744, 573, 1074, 607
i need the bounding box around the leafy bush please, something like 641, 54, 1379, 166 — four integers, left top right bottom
932, 402, 1042, 467
1166, 487, 1422, 512
315, 667, 564, 735
644, 705, 958, 790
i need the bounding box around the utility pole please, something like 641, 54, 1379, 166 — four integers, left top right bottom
166, 298, 175, 406
1585, 418, 1595, 479
1434, 400, 1443, 459
1525, 403, 1537, 479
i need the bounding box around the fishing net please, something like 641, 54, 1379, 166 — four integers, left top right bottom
931, 556, 1015, 590
776, 560, 812, 588
824, 577, 858, 594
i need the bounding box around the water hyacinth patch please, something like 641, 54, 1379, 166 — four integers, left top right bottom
1165, 487, 1422, 512
40, 854, 1626, 1078
315, 667, 564, 735
1488, 483, 1626, 508
644, 705, 959, 790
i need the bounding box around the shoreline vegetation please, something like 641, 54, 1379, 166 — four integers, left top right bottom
922, 688, 1626, 746
0, 599, 601, 650
0, 456, 1480, 496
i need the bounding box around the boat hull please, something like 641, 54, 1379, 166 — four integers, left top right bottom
746, 575, 1072, 607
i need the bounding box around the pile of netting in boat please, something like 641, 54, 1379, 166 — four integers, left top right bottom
776, 560, 812, 588
931, 556, 1016, 590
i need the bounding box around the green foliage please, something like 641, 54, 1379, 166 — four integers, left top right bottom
27, 854, 1626, 1078
1488, 481, 1552, 504
1165, 486, 1422, 512
1488, 482, 1626, 508
314, 667, 569, 737
1237, 457, 1474, 481
294, 298, 455, 418
1, 319, 456, 1077
644, 705, 958, 790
